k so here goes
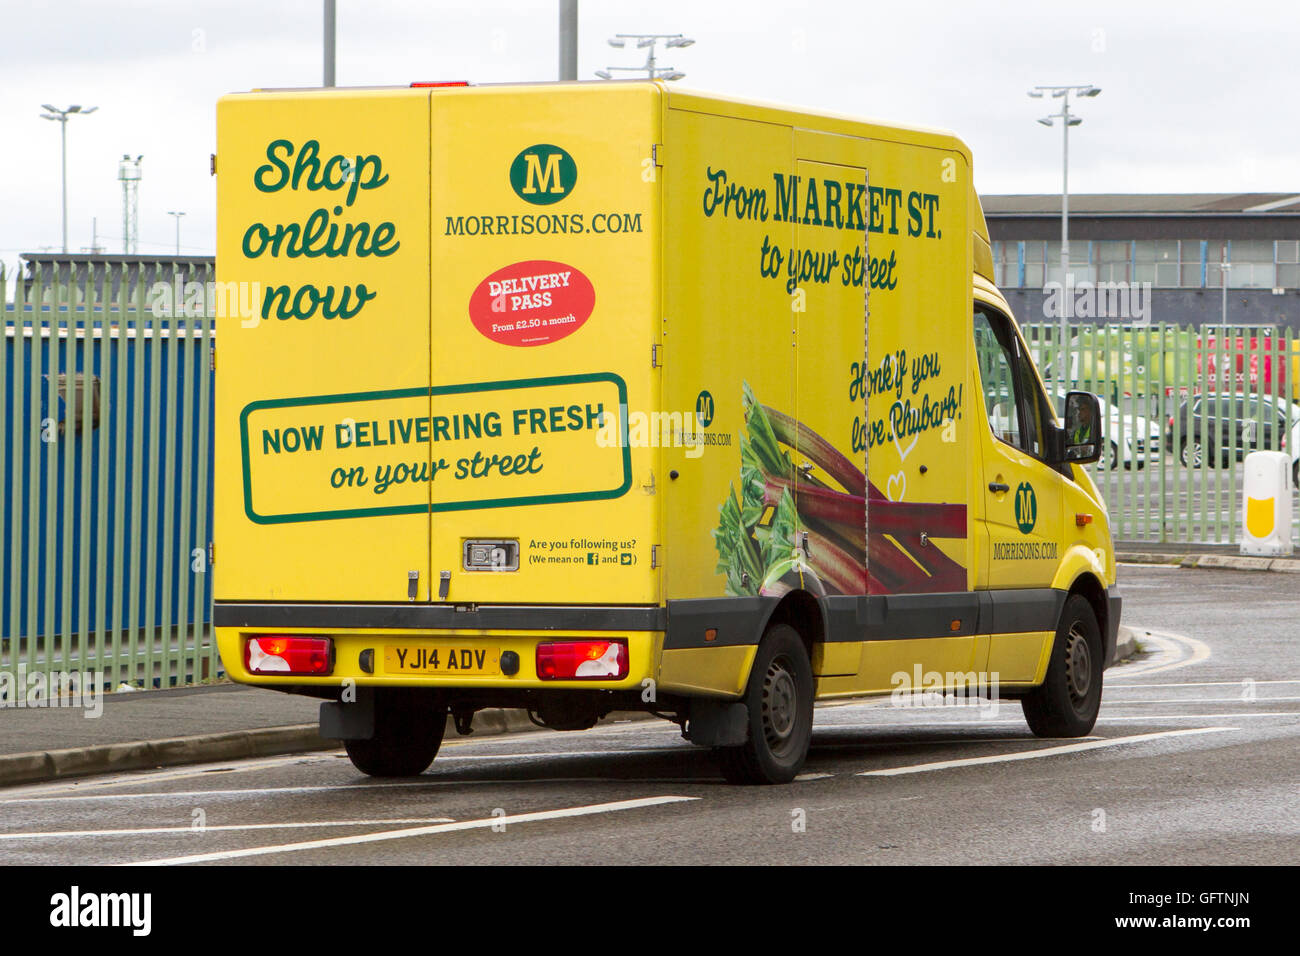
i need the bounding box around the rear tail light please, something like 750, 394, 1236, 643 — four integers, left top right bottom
536, 640, 629, 680
246, 635, 333, 675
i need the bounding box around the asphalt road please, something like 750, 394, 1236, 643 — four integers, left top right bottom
2, 564, 1296, 866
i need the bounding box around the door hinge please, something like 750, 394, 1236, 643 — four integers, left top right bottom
651, 343, 663, 368
209, 345, 215, 372
210, 153, 216, 176
207, 541, 214, 567
650, 545, 661, 569
652, 143, 664, 167
408, 570, 419, 602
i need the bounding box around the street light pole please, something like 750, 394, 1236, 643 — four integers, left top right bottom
40, 104, 98, 253
168, 211, 186, 255
324, 0, 336, 87
559, 0, 578, 81
1029, 85, 1099, 393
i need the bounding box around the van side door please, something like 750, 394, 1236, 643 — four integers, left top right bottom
972, 304, 1065, 591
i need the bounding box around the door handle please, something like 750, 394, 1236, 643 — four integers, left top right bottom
988, 481, 1010, 493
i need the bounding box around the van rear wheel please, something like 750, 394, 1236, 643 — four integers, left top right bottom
1022, 595, 1103, 738
344, 689, 446, 777
713, 624, 814, 785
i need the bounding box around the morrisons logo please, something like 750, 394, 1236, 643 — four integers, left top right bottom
510, 144, 577, 205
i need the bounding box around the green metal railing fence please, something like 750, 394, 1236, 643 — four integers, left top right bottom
1022, 322, 1298, 545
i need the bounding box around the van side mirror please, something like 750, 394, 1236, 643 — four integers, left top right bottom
1061, 391, 1103, 465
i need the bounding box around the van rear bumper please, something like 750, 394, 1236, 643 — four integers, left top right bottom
214, 602, 666, 632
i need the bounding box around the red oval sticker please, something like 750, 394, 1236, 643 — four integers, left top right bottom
468, 260, 595, 347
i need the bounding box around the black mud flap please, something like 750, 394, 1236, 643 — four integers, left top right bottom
684, 701, 749, 747
320, 691, 375, 740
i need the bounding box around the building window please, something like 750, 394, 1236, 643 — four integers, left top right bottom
1045, 240, 1095, 285
1095, 240, 1132, 284
991, 240, 1010, 287
1023, 240, 1046, 288
1134, 239, 1180, 287
1222, 239, 1274, 287
1181, 240, 1205, 288
1278, 240, 1300, 289
1207, 239, 1276, 289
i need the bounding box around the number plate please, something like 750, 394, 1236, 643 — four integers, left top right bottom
383, 646, 501, 675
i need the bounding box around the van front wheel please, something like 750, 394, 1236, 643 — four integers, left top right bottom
1022, 595, 1103, 738
344, 690, 446, 777
714, 624, 814, 784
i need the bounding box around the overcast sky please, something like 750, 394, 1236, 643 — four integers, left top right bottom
2, 0, 1297, 277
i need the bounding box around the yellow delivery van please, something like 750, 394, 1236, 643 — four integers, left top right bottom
213, 81, 1120, 784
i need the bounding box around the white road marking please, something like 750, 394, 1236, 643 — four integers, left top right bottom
0, 818, 455, 840
1108, 679, 1300, 689
857, 727, 1235, 777
1098, 712, 1298, 721
1110, 629, 1211, 677
795, 772, 834, 781
118, 796, 699, 866
1103, 696, 1300, 704
0, 752, 345, 800
3, 782, 480, 804
811, 736, 1047, 747
437, 748, 689, 760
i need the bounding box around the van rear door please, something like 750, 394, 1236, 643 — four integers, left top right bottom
424, 86, 662, 606
215, 89, 432, 603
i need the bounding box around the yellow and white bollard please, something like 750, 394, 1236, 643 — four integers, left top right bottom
1241, 451, 1293, 556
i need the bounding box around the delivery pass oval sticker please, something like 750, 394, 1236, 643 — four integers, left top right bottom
469, 260, 595, 347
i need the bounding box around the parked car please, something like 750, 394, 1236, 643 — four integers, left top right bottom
1166, 393, 1296, 468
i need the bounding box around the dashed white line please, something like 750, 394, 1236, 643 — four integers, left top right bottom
1098, 712, 1298, 721
0, 818, 455, 840
118, 796, 700, 866
1109, 680, 1300, 689
857, 727, 1235, 777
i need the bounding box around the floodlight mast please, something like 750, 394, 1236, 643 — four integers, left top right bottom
1028, 84, 1101, 391
597, 33, 693, 81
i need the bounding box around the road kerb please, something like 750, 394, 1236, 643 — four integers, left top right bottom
0, 708, 654, 788
1119, 551, 1300, 573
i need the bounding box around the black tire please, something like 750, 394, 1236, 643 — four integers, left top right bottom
1107, 441, 1120, 471
344, 689, 446, 777
1022, 595, 1104, 738
1292, 460, 1298, 489
713, 624, 814, 784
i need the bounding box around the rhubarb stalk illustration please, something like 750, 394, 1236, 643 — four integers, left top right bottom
713, 382, 966, 597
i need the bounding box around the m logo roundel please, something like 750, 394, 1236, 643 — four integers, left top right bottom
1015, 481, 1037, 535
509, 144, 577, 205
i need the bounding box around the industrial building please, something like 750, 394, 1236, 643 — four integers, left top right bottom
984, 193, 1300, 330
